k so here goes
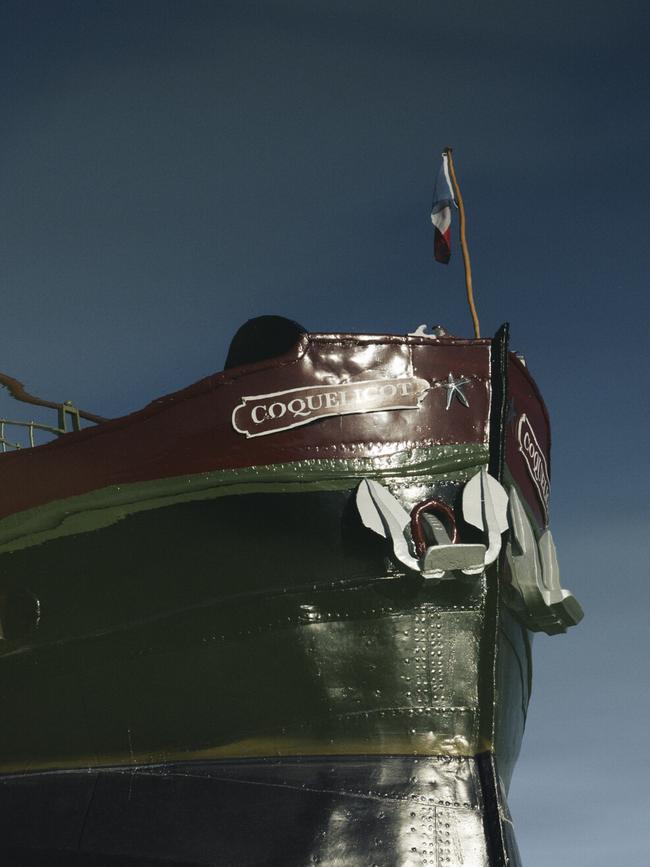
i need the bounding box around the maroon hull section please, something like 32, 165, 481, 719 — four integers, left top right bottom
505, 356, 551, 529
0, 334, 491, 521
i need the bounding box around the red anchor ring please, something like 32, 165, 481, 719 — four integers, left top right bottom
410, 499, 458, 558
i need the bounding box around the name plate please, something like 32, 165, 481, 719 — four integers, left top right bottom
232, 377, 429, 438
517, 413, 550, 520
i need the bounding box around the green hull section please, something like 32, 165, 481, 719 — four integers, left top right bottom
0, 481, 528, 794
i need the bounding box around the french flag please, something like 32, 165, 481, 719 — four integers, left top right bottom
431, 153, 455, 264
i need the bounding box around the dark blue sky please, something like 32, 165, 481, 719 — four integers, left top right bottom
2, 3, 648, 863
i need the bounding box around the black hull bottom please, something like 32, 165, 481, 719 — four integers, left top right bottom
0, 756, 521, 866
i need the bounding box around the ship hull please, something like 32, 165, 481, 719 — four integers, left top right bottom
0, 322, 571, 865
0, 486, 528, 865
0, 755, 522, 866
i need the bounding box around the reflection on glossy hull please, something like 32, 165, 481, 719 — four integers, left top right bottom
0, 757, 521, 866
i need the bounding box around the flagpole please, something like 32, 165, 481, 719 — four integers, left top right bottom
444, 147, 481, 339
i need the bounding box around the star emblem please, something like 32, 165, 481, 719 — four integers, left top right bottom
444, 372, 471, 410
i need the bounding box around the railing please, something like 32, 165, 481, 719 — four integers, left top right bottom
0, 404, 82, 451
0, 372, 106, 452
